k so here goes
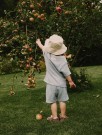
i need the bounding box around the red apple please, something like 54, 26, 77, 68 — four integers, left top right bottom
29, 17, 34, 22
37, 15, 41, 19
26, 64, 30, 69
32, 10, 36, 13
40, 14, 45, 17
40, 17, 45, 21
56, 6, 62, 13
34, 13, 39, 17
36, 114, 43, 120
59, 1, 63, 5
30, 4, 34, 9
29, 57, 33, 61
21, 1, 26, 5
28, 48, 32, 52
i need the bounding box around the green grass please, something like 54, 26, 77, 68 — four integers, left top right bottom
0, 66, 102, 135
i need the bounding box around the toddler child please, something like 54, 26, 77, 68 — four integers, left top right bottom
36, 34, 76, 121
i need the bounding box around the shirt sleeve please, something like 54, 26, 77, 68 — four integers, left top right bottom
42, 49, 45, 55
42, 49, 46, 56
60, 63, 71, 77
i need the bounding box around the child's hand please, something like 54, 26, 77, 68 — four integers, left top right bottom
36, 39, 44, 50
69, 81, 76, 89
36, 39, 41, 45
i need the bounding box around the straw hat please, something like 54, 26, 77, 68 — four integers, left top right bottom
43, 34, 67, 55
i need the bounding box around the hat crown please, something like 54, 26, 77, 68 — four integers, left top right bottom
49, 34, 63, 49
44, 34, 67, 55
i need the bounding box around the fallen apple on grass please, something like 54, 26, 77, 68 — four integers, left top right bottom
36, 114, 43, 120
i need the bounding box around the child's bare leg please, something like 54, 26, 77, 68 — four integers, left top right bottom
59, 101, 67, 117
51, 102, 58, 118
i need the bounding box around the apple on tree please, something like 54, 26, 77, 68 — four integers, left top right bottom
26, 64, 30, 69
34, 13, 39, 17
29, 57, 33, 61
30, 4, 34, 9
29, 17, 34, 22
56, 6, 62, 13
28, 47, 32, 52
21, 1, 26, 6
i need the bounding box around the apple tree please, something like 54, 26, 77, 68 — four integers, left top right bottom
0, 0, 102, 90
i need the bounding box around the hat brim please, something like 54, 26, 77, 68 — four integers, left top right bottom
43, 39, 67, 55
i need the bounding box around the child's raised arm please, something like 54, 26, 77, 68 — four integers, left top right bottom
36, 39, 44, 50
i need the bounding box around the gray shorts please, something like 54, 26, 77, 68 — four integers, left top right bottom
46, 84, 69, 103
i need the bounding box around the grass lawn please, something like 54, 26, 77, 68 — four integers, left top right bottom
0, 66, 102, 135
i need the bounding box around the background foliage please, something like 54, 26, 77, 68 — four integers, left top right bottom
0, 0, 102, 68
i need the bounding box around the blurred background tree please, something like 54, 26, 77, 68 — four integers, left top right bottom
0, 0, 102, 71
0, 0, 19, 16
0, 0, 101, 90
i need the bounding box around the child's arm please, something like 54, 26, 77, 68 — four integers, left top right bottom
36, 39, 44, 50
59, 63, 76, 88
66, 75, 76, 88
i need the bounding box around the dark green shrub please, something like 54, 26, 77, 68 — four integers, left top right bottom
0, 60, 13, 74
68, 68, 92, 91
0, 59, 20, 74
